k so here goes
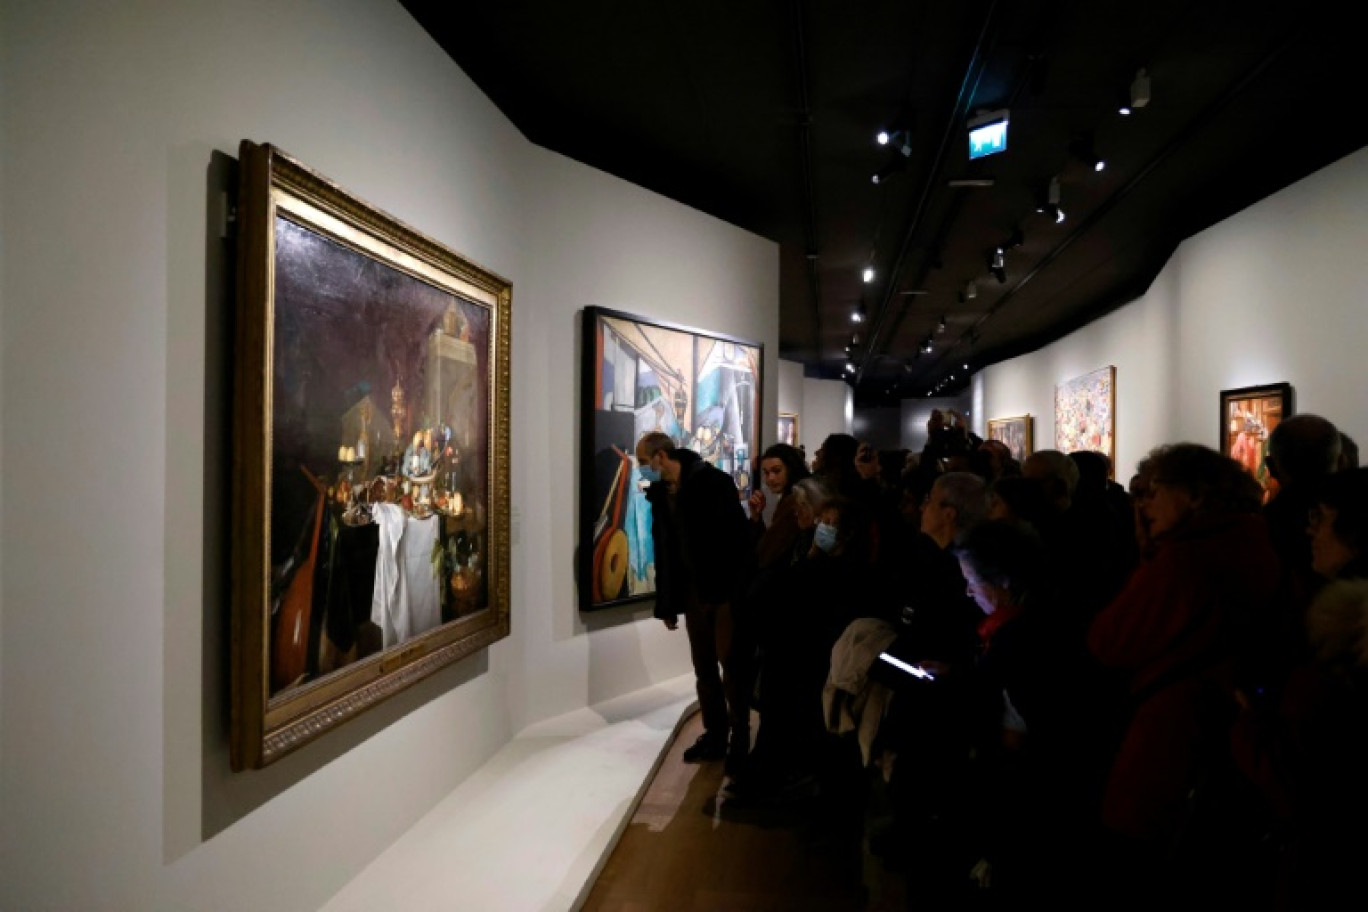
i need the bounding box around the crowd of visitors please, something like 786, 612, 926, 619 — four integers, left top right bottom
639, 407, 1368, 909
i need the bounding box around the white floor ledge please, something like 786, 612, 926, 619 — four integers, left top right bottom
319, 676, 697, 912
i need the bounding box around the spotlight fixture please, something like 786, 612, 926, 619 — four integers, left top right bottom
862, 266, 875, 283
1070, 135, 1105, 172
845, 362, 855, 374
988, 246, 1006, 283
921, 337, 934, 354
965, 281, 977, 300
1036, 176, 1065, 224
963, 363, 969, 370
937, 315, 948, 333
876, 127, 913, 157
851, 307, 865, 324
1129, 68, 1151, 110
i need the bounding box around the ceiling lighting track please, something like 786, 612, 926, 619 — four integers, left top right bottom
789, 0, 824, 360
919, 27, 1305, 386
855, 0, 1004, 385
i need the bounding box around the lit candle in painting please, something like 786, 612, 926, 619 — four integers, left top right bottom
452, 491, 463, 516
338, 445, 347, 462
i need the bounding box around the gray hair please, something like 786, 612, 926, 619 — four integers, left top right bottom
1023, 449, 1080, 498
791, 476, 833, 513
933, 471, 989, 539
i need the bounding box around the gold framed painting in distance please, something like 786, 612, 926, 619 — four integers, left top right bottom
986, 414, 1033, 462
232, 141, 511, 769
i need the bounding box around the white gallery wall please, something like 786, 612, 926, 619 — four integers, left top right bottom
776, 357, 804, 433
511, 146, 777, 729
801, 376, 852, 453
974, 144, 1368, 477
0, 1, 776, 910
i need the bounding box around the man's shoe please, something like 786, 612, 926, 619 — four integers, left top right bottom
681, 732, 727, 763
724, 736, 750, 778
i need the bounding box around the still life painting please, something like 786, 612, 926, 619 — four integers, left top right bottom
231, 142, 511, 768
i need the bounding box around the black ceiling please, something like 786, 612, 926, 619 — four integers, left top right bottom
400, 1, 1367, 404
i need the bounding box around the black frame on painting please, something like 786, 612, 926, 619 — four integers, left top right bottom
1219, 381, 1293, 498
578, 306, 763, 611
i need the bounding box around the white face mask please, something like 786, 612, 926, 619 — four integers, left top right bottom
814, 521, 839, 553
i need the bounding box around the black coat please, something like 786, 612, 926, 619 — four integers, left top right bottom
645, 450, 753, 624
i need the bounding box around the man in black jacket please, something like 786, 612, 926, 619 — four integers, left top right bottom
636, 431, 754, 772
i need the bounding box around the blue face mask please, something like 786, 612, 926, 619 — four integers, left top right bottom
814, 521, 839, 553
638, 464, 661, 484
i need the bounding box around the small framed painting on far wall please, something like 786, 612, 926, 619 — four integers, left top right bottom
1220, 382, 1292, 503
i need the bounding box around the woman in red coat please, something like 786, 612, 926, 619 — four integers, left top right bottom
1087, 443, 1280, 898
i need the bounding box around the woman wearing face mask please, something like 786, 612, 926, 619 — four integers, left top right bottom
787, 476, 831, 564
1087, 443, 1280, 904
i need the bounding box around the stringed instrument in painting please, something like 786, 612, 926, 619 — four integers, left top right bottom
272, 465, 326, 692
591, 445, 633, 603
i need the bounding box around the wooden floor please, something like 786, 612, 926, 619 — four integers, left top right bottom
581, 711, 908, 912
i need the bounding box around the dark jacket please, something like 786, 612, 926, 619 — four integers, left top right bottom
646, 449, 752, 625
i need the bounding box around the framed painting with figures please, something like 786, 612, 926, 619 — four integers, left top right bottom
579, 306, 762, 611
231, 142, 511, 769
987, 415, 1033, 462
1220, 382, 1292, 503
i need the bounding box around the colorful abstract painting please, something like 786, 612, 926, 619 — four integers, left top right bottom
579, 307, 762, 610
1054, 366, 1116, 464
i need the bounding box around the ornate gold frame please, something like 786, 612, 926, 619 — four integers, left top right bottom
231, 142, 511, 769
986, 414, 1033, 462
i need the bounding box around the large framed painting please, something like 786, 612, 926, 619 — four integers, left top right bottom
1220, 382, 1293, 503
1055, 366, 1116, 465
777, 412, 799, 447
579, 306, 762, 611
231, 142, 511, 769
987, 414, 1033, 462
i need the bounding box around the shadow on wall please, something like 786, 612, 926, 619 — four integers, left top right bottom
187, 150, 492, 844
